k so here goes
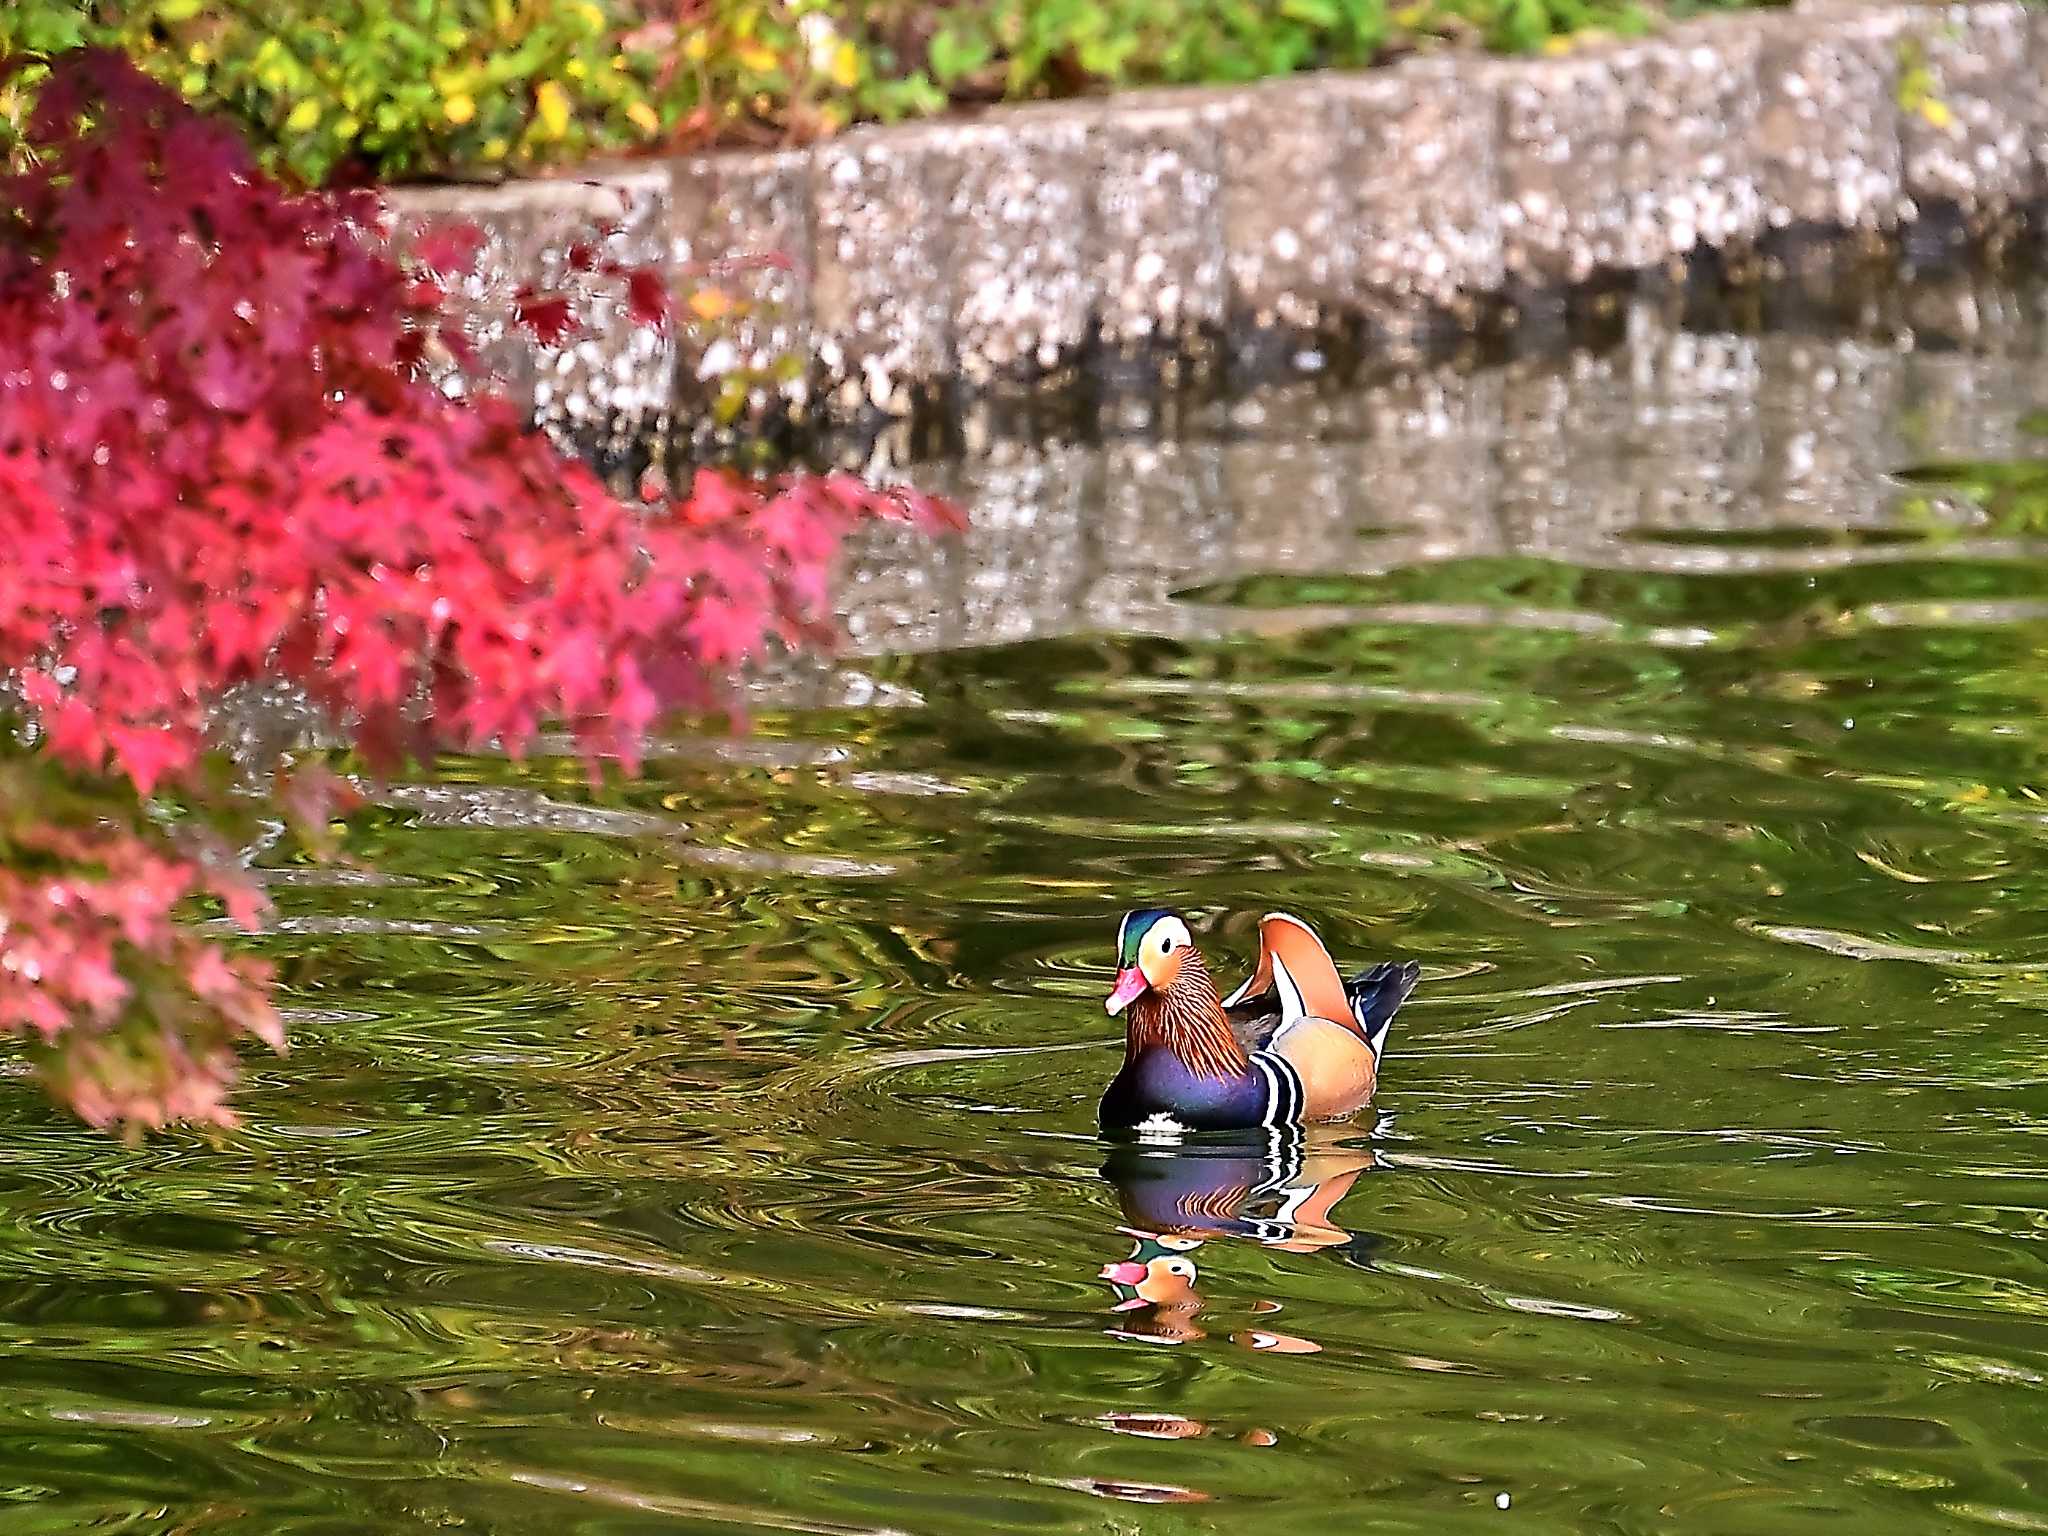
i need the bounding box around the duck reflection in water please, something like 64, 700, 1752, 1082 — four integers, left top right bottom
1096, 1129, 1378, 1353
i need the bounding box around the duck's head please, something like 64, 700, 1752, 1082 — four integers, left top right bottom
1106, 908, 1194, 1016
1099, 1247, 1201, 1308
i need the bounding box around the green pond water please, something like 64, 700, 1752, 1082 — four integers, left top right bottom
14, 283, 2048, 1533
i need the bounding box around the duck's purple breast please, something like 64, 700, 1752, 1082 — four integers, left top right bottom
1099, 1049, 1268, 1133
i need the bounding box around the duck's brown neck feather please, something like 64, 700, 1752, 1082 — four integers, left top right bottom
1125, 949, 1248, 1080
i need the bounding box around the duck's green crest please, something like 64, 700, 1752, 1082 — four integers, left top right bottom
1117, 908, 1175, 967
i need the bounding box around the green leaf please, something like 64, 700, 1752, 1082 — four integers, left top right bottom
927, 24, 993, 83
1280, 0, 1344, 25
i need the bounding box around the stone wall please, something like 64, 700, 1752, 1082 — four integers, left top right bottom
387, 1, 2047, 444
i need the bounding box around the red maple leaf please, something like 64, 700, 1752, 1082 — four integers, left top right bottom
624, 266, 669, 331
412, 220, 486, 275
0, 50, 963, 1134
512, 290, 577, 345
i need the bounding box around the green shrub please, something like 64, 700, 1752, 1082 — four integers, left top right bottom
4, 0, 1772, 186
637, 0, 1758, 147
4, 1, 662, 184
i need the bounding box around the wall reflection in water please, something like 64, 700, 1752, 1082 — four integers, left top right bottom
831, 269, 2048, 659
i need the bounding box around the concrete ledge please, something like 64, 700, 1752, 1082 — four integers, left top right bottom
1897, 1, 2033, 216
1336, 59, 1504, 336
1095, 95, 1228, 352
667, 147, 812, 425
391, 1, 2048, 436
944, 105, 1097, 387
1756, 9, 1905, 234
812, 124, 956, 416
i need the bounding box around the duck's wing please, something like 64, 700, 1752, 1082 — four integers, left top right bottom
1265, 958, 1422, 1121
1223, 993, 1282, 1050
1221, 926, 1279, 1047
1344, 960, 1420, 1059
1221, 913, 1359, 1035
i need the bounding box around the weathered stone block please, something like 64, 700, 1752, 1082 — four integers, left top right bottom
1215, 80, 1349, 330
940, 104, 1098, 387
1623, 20, 1766, 263
1896, 2, 2033, 216
666, 147, 813, 416
1095, 93, 1229, 349
1754, 10, 1904, 233
1490, 49, 1635, 287
811, 123, 957, 414
1330, 59, 1504, 335
386, 167, 673, 451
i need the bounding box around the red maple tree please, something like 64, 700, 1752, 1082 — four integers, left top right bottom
0, 51, 958, 1133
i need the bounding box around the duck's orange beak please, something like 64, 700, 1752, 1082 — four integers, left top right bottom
1106, 967, 1148, 1016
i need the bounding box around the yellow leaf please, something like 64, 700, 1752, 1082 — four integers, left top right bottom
285, 98, 321, 133
535, 79, 571, 139
1921, 97, 1952, 130
482, 136, 509, 160
578, 1, 605, 29
1954, 784, 1991, 804
737, 42, 779, 73
687, 287, 734, 320
830, 40, 860, 89
626, 100, 660, 134
565, 58, 587, 80
444, 92, 476, 125
683, 31, 710, 62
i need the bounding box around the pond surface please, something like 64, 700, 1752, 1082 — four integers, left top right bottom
13, 268, 2048, 1534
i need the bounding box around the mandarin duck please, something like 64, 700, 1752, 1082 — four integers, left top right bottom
1100, 909, 1418, 1137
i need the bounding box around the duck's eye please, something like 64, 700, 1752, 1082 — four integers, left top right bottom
1167, 1259, 1194, 1276
1155, 932, 1175, 955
